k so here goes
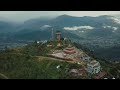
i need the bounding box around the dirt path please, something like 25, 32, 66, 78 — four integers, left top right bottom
33, 56, 79, 64
34, 56, 66, 62
0, 73, 9, 79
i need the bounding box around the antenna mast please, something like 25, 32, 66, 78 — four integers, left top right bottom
51, 28, 54, 41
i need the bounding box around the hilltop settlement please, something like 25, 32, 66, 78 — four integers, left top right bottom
2, 29, 119, 79
40, 30, 107, 79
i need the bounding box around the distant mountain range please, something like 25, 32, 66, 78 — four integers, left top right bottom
1, 14, 120, 61
0, 15, 120, 39
0, 14, 120, 40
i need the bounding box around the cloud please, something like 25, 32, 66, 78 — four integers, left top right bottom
103, 25, 118, 33
103, 26, 118, 30
110, 17, 120, 24
41, 25, 51, 30
64, 26, 94, 31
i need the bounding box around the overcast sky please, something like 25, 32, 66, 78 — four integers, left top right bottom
0, 11, 120, 22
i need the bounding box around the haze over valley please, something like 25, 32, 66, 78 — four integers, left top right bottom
1, 11, 120, 61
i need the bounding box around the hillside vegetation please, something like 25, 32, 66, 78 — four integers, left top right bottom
0, 42, 120, 79
0, 42, 83, 79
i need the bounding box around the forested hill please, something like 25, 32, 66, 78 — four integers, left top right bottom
0, 41, 120, 79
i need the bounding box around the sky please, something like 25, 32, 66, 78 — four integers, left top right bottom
0, 11, 120, 22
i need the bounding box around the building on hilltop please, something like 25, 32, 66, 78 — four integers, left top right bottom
63, 44, 76, 54
47, 30, 63, 48
87, 60, 101, 74
56, 31, 61, 41
62, 44, 78, 60
79, 54, 91, 62
47, 40, 54, 48
57, 43, 62, 47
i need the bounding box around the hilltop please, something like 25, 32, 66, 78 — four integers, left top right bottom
0, 14, 120, 79
0, 38, 120, 79
0, 41, 85, 79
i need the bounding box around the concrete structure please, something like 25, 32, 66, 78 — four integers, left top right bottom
56, 31, 61, 41
57, 43, 63, 47
81, 55, 91, 61
47, 40, 54, 48
76, 52, 91, 62
87, 60, 101, 74
57, 43, 61, 47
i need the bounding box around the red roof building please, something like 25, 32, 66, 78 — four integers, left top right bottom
63, 44, 76, 54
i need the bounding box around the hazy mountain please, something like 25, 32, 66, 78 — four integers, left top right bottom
1, 14, 120, 61
1, 14, 120, 40
10, 15, 120, 40
0, 21, 16, 33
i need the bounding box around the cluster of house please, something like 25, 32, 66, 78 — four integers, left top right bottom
63, 44, 101, 75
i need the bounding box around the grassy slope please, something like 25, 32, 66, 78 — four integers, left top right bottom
0, 51, 82, 79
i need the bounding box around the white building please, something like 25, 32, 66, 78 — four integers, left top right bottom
36, 41, 40, 44
87, 60, 101, 74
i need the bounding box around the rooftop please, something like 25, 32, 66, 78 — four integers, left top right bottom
65, 47, 75, 50
94, 72, 107, 79
89, 60, 99, 65
87, 60, 101, 67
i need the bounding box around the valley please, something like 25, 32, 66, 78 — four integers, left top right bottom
1, 12, 120, 79
0, 14, 120, 61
